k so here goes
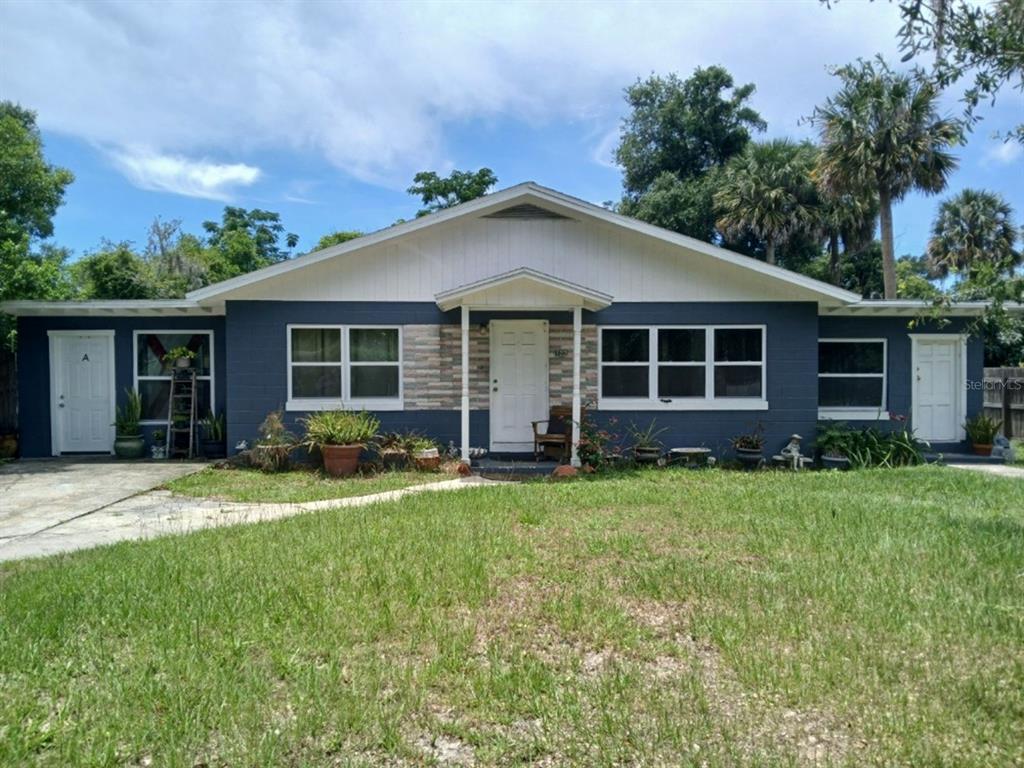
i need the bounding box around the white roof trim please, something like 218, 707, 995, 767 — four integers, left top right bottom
435, 267, 613, 311
186, 182, 862, 305
822, 300, 1020, 317
0, 300, 222, 317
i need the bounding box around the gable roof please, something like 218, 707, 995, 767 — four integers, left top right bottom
186, 182, 863, 305
435, 267, 613, 311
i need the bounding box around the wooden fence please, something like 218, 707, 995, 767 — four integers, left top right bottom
0, 345, 15, 434
982, 367, 1024, 439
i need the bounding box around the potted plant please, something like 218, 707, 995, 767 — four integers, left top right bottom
817, 422, 852, 470
964, 414, 1002, 456
629, 419, 667, 464
301, 410, 381, 477
199, 411, 227, 459
113, 388, 145, 459
731, 423, 765, 469
162, 346, 196, 369
250, 410, 295, 472
151, 428, 167, 460
377, 432, 410, 469
408, 436, 441, 471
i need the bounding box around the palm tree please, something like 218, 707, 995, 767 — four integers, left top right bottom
927, 188, 1022, 278
813, 59, 961, 299
816, 188, 879, 286
714, 139, 819, 265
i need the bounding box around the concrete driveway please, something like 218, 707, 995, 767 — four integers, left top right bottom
0, 458, 205, 553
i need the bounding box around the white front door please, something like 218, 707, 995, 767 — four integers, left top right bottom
912, 336, 962, 443
490, 320, 549, 452
50, 332, 115, 454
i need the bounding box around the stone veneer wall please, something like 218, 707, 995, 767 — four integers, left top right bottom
403, 323, 597, 411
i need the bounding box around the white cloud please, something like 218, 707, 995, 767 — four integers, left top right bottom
110, 148, 261, 200
984, 140, 1023, 166
0, 0, 906, 189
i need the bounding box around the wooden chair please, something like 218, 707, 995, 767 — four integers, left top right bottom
532, 405, 584, 463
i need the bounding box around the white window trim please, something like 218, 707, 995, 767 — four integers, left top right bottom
817, 337, 889, 420
285, 324, 404, 411
597, 325, 768, 411
132, 329, 215, 426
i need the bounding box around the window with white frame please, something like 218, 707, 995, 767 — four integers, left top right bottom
135, 331, 214, 422
818, 339, 886, 415
599, 326, 766, 409
287, 325, 402, 409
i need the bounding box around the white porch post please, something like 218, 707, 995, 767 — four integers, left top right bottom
460, 304, 471, 464
571, 306, 582, 467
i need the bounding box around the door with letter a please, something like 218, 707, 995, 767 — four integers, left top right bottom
489, 320, 549, 452
912, 336, 962, 443
49, 332, 115, 454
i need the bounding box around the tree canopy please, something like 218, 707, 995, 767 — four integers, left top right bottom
313, 230, 363, 251
927, 188, 1022, 279
407, 169, 498, 217
812, 59, 962, 298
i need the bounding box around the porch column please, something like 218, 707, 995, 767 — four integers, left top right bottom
571, 306, 582, 467
460, 304, 471, 464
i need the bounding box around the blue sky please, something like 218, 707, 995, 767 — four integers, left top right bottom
2, 0, 1021, 261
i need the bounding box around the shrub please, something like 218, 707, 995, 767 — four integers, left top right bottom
113, 388, 142, 437
964, 414, 1002, 445
576, 412, 622, 470
817, 422, 854, 458
301, 410, 380, 448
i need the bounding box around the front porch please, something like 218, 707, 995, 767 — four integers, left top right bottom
435, 267, 612, 467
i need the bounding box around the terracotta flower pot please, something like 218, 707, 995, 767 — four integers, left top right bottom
321, 444, 362, 477
972, 443, 993, 457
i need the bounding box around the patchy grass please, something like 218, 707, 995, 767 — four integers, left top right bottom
164, 466, 437, 503
1, 467, 1022, 766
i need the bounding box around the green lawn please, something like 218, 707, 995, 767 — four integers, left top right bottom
2, 467, 1022, 767
164, 466, 437, 503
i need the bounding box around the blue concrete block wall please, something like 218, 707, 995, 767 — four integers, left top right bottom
225, 300, 820, 461
16, 315, 226, 457
817, 315, 983, 450
586, 302, 820, 458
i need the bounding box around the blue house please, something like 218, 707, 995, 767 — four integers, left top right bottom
3, 183, 995, 462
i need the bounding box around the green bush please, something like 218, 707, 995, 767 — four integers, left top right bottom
113, 388, 142, 437
301, 410, 380, 448
964, 414, 1002, 445
817, 421, 928, 468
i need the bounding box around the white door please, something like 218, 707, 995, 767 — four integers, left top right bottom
913, 337, 961, 443
490, 320, 549, 452
50, 333, 115, 454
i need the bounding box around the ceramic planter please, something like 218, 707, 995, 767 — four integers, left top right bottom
174, 357, 193, 369
413, 448, 441, 471
114, 435, 145, 459
820, 455, 851, 471
633, 446, 662, 464
734, 447, 763, 469
972, 443, 993, 457
321, 444, 362, 477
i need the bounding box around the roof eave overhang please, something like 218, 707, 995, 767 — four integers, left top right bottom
0, 300, 224, 317
821, 300, 1021, 317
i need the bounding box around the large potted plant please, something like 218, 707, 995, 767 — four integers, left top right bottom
113, 388, 145, 459
817, 422, 852, 470
731, 423, 765, 469
629, 419, 667, 464
301, 410, 380, 477
162, 346, 196, 369
199, 411, 227, 459
964, 414, 1002, 456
